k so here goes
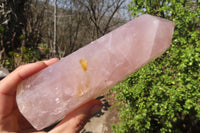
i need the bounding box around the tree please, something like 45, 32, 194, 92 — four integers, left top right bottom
113, 0, 200, 132
0, 0, 49, 70
25, 0, 49, 48
52, 0, 57, 57
0, 0, 130, 69
74, 0, 126, 39
44, 0, 128, 57
0, 0, 26, 55
56, 0, 84, 56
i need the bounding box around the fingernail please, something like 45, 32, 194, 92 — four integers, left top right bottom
91, 104, 102, 115
43, 58, 59, 63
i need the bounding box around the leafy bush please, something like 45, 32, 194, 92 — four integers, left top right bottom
3, 47, 41, 71
21, 46, 41, 63
112, 0, 200, 132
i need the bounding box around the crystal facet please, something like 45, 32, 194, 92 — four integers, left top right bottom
16, 14, 175, 130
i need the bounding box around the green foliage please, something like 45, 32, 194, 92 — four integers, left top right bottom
45, 48, 50, 55
41, 44, 50, 54
21, 46, 41, 63
4, 51, 20, 70
3, 47, 41, 71
19, 35, 25, 40
113, 0, 200, 132
0, 26, 4, 35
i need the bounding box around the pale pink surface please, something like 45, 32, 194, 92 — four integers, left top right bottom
16, 14, 174, 130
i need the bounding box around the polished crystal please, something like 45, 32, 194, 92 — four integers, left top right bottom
16, 14, 175, 130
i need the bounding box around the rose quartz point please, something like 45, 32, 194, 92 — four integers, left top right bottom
16, 14, 175, 130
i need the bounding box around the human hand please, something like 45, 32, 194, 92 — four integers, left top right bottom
0, 58, 102, 133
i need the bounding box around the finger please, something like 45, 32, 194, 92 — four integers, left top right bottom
42, 58, 59, 66
50, 99, 102, 133
0, 58, 59, 95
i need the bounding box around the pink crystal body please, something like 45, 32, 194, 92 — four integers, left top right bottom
16, 14, 174, 130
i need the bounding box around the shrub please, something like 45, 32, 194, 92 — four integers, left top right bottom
112, 0, 200, 132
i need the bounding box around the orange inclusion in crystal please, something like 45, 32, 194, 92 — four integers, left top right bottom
76, 80, 90, 97
79, 58, 87, 72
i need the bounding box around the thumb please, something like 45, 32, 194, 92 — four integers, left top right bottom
49, 99, 102, 133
